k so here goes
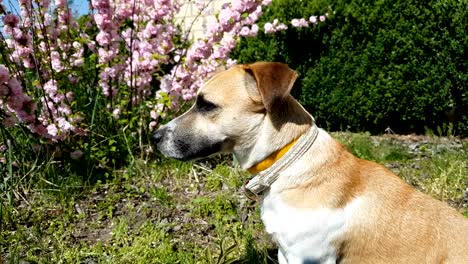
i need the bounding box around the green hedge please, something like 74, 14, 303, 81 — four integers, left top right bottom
231, 0, 468, 136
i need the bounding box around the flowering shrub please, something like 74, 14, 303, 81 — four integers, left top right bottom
0, 0, 327, 177
0, 0, 83, 141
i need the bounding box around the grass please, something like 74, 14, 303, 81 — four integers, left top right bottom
1, 132, 467, 263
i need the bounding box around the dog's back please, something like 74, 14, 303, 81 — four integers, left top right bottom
318, 139, 468, 263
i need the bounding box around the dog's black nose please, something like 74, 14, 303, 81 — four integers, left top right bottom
152, 128, 165, 145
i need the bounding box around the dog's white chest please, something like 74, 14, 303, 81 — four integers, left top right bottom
260, 194, 362, 263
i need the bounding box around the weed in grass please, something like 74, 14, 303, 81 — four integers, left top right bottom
112, 217, 132, 246
203, 238, 239, 264
191, 194, 238, 222
114, 221, 196, 264
211, 162, 245, 189
333, 132, 411, 163
425, 123, 455, 137
237, 234, 275, 264
205, 171, 224, 192
344, 132, 378, 161
401, 152, 468, 202
150, 186, 173, 206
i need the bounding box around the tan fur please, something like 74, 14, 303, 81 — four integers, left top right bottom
210, 63, 467, 262
239, 63, 468, 263
154, 62, 468, 263
280, 139, 468, 262
239, 63, 468, 262
241, 62, 298, 113
193, 64, 312, 169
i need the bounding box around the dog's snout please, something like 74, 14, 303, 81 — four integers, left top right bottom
152, 128, 166, 145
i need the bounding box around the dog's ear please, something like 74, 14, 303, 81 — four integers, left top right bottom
242, 62, 298, 113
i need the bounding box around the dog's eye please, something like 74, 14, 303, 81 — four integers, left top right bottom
196, 95, 218, 113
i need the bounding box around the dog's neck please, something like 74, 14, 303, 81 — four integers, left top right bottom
234, 97, 314, 170
247, 137, 299, 174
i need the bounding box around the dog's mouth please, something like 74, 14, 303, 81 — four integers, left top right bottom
167, 139, 225, 161
152, 128, 230, 161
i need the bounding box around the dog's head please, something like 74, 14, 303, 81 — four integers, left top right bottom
152, 62, 308, 163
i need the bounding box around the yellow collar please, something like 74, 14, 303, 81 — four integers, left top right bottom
247, 138, 299, 175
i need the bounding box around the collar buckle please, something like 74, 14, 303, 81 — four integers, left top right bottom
242, 178, 269, 201
242, 185, 261, 201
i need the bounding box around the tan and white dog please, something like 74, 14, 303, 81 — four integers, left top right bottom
152, 62, 468, 264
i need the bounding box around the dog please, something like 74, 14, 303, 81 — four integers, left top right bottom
152, 62, 468, 263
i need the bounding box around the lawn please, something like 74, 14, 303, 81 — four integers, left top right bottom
1, 132, 467, 263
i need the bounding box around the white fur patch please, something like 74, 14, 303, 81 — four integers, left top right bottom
261, 194, 364, 263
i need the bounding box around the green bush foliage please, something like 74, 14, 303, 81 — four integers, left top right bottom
231, 0, 468, 135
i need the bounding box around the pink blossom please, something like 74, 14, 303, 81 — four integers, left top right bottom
319, 15, 326, 22
239, 26, 250, 36
57, 117, 73, 131
7, 95, 24, 110
150, 109, 159, 119
93, 14, 105, 27
276, 23, 288, 31
3, 14, 20, 27
38, 0, 51, 8
58, 104, 72, 115
55, 0, 66, 8
97, 48, 113, 63
250, 24, 259, 36
44, 80, 58, 95
96, 31, 112, 46
112, 108, 121, 119
264, 22, 274, 33
246, 6, 262, 24
91, 0, 110, 9
187, 40, 212, 61
291, 18, 308, 28
231, 0, 245, 12
31, 124, 49, 137
182, 92, 194, 101
44, 13, 53, 26
0, 65, 9, 84
68, 74, 78, 84
219, 9, 240, 26
16, 47, 33, 57
5, 39, 15, 49
7, 79, 22, 96
87, 41, 96, 51
226, 58, 237, 67
72, 58, 84, 67
50, 51, 63, 72
309, 16, 317, 24
3, 116, 17, 128
23, 58, 34, 69
0, 85, 9, 96
47, 124, 58, 137
16, 109, 35, 122
291, 19, 300, 27
65, 91, 73, 101
208, 22, 222, 34
149, 121, 157, 130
